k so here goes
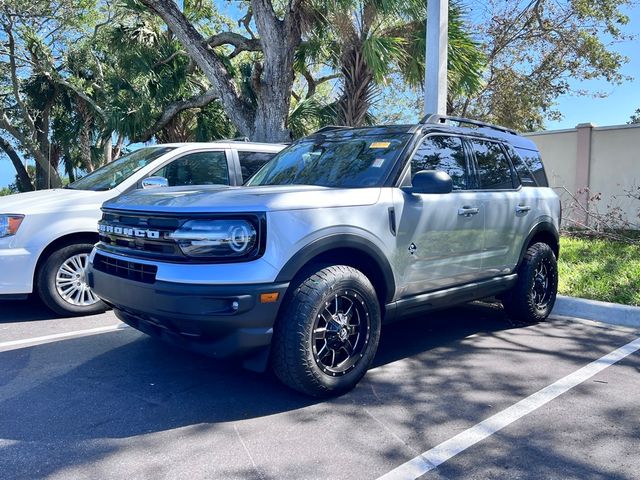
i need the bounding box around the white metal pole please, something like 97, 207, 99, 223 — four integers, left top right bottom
425, 0, 449, 116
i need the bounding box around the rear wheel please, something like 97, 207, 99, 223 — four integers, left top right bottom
37, 243, 107, 317
271, 265, 381, 397
502, 242, 558, 324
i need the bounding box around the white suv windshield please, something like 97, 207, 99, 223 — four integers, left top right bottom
67, 147, 175, 191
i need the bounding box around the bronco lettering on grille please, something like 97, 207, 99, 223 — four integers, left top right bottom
99, 223, 161, 239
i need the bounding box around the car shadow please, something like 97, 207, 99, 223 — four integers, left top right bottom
1, 302, 631, 478
0, 304, 511, 435
0, 297, 56, 323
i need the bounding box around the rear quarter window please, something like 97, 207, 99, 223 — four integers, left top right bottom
509, 146, 549, 187
238, 151, 277, 183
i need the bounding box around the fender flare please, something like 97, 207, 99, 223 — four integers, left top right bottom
517, 221, 560, 267
274, 233, 396, 303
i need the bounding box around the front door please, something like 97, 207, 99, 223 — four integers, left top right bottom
393, 134, 485, 298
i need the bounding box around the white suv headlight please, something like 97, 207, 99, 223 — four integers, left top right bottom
0, 214, 24, 238
168, 219, 258, 258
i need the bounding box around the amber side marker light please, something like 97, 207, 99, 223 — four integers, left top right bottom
8, 216, 23, 234
260, 292, 280, 303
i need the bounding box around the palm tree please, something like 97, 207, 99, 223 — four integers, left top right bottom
305, 0, 485, 126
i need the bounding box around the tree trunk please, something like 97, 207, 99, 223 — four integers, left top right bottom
337, 46, 374, 127
0, 137, 34, 191
102, 134, 112, 166
77, 99, 95, 172
34, 104, 62, 189
63, 146, 75, 183
140, 0, 302, 143
250, 1, 300, 142
113, 133, 124, 161
140, 0, 255, 137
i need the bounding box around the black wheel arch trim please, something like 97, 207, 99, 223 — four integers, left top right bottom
274, 233, 396, 304
517, 221, 560, 268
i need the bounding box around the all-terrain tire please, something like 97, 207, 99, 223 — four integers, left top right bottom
502, 242, 558, 324
271, 265, 381, 397
37, 242, 107, 317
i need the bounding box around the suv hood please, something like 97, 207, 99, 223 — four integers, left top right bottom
0, 188, 113, 214
103, 185, 382, 213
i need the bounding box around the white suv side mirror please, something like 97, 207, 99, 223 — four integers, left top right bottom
141, 176, 169, 189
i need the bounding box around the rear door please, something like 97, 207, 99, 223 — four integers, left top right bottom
150, 149, 234, 187
466, 138, 531, 276
394, 134, 486, 297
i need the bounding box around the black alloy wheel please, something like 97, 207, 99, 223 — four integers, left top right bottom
312, 290, 371, 376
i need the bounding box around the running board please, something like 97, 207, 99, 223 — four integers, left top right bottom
384, 274, 518, 323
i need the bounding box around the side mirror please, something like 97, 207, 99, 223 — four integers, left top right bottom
405, 170, 453, 195
141, 176, 169, 189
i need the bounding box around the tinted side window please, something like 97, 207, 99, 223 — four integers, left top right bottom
411, 135, 469, 190
155, 151, 229, 186
238, 151, 276, 183
513, 147, 548, 187
471, 140, 515, 190
507, 146, 536, 186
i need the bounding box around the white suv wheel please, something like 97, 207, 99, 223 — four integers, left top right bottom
55, 253, 100, 307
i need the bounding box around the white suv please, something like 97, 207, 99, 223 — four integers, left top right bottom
0, 141, 284, 316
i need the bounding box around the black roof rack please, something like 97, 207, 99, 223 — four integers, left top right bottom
420, 114, 518, 135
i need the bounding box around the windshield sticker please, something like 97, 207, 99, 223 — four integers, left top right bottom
370, 141, 391, 149
372, 158, 385, 168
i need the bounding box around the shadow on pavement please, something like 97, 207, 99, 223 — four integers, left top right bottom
0, 302, 635, 479
0, 298, 58, 323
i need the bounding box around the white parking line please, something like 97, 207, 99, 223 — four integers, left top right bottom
378, 336, 640, 480
0, 323, 129, 352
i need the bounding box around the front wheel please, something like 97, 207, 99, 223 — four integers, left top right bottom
502, 242, 558, 324
37, 243, 107, 317
271, 265, 381, 397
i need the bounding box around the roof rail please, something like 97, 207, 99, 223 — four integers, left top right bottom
420, 114, 518, 135
211, 137, 250, 142
314, 125, 351, 134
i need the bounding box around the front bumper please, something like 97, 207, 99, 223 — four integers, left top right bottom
87, 266, 289, 366
0, 247, 35, 297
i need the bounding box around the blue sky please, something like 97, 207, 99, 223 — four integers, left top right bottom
1, 2, 639, 188
546, 4, 640, 129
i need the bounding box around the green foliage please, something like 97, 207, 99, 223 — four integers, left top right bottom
288, 97, 338, 139
1, 0, 238, 187
457, 0, 634, 131
629, 109, 640, 124
559, 236, 640, 306
393, 4, 486, 98
0, 187, 13, 196
299, 0, 485, 126
194, 101, 238, 141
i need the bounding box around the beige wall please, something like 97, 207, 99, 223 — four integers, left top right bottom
525, 123, 640, 229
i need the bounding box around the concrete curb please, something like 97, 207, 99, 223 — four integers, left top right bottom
552, 295, 640, 328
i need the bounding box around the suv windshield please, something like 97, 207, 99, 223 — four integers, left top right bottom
247, 133, 410, 188
67, 147, 175, 191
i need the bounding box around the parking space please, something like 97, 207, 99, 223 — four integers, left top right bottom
1, 299, 639, 479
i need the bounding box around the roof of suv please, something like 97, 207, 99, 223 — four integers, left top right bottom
308, 116, 539, 152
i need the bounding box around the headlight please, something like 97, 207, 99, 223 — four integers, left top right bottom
0, 215, 24, 238
168, 219, 258, 258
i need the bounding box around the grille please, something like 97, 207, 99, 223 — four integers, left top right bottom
93, 253, 158, 284
98, 212, 184, 259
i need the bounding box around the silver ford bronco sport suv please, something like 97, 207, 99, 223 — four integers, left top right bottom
88, 115, 561, 397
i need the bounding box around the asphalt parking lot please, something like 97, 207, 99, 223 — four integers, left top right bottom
1, 299, 639, 480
